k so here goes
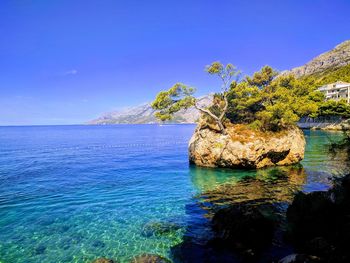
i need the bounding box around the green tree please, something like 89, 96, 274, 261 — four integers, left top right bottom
257, 74, 323, 130
151, 62, 240, 134
226, 68, 324, 131
150, 83, 196, 121
246, 65, 278, 88
317, 99, 350, 118
152, 63, 334, 133
226, 81, 263, 123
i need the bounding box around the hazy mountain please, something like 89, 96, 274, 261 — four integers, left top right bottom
87, 95, 213, 124
282, 40, 350, 77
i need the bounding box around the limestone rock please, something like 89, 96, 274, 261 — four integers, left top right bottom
188, 123, 305, 169
283, 40, 350, 78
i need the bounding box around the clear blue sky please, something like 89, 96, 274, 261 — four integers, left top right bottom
1, 0, 349, 125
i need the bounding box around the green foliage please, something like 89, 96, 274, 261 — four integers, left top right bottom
299, 64, 350, 119
256, 103, 300, 131
301, 64, 350, 85
151, 83, 196, 121
227, 68, 324, 131
317, 100, 350, 118
227, 81, 263, 123
152, 62, 240, 133
205, 62, 241, 91
246, 66, 278, 88
152, 61, 350, 132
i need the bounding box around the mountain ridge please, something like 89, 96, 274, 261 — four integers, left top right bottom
87, 95, 213, 125
283, 40, 350, 77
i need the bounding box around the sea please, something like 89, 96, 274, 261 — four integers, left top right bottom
0, 125, 346, 263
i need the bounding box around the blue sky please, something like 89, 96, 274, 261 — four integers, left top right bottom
0, 0, 349, 125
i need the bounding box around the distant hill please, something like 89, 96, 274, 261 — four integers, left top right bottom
87, 95, 213, 124
283, 40, 350, 78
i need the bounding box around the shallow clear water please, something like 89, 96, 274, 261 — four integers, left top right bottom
0, 125, 345, 263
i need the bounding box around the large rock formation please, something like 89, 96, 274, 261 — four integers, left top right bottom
189, 122, 305, 169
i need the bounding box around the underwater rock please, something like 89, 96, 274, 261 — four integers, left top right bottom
197, 166, 307, 213
210, 203, 278, 258
92, 240, 106, 248
130, 254, 171, 263
286, 174, 350, 262
33, 244, 46, 255
189, 120, 305, 169
91, 258, 116, 263
59, 233, 84, 250
171, 237, 239, 263
141, 221, 181, 237
287, 191, 336, 242
70, 232, 84, 244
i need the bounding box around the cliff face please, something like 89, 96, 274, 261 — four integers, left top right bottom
285, 40, 350, 78
189, 121, 305, 169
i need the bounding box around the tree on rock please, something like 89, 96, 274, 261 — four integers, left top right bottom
151, 62, 240, 134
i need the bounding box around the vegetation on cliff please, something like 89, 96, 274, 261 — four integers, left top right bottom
286, 40, 350, 78
299, 64, 350, 118
301, 64, 350, 85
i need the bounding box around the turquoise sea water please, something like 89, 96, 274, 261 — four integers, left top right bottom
0, 125, 346, 263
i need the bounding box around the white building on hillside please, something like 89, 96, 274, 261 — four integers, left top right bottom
318, 81, 350, 103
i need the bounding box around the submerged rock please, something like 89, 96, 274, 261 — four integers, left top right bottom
189, 121, 305, 169
92, 240, 106, 248
130, 254, 171, 263
286, 174, 350, 262
141, 221, 182, 237
197, 165, 306, 212
91, 258, 116, 263
33, 244, 46, 255
211, 203, 278, 255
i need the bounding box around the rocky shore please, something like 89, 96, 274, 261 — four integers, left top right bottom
284, 173, 350, 263
298, 116, 350, 131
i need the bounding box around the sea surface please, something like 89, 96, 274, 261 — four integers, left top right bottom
0, 125, 346, 263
